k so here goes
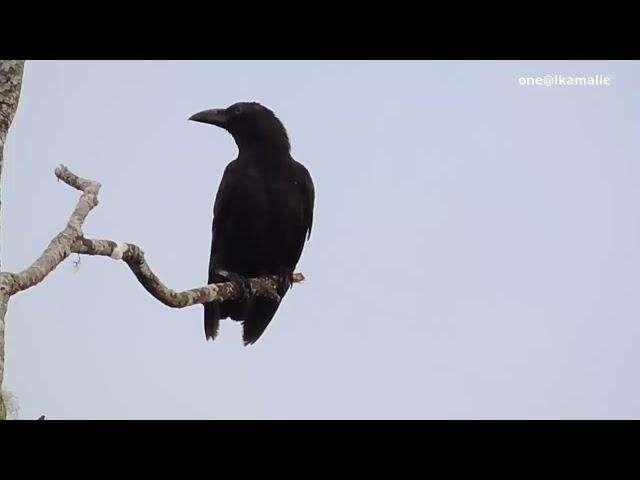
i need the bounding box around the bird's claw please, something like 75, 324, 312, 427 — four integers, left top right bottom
216, 270, 251, 299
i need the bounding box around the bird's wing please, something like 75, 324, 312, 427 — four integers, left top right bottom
208, 160, 239, 279
204, 160, 241, 341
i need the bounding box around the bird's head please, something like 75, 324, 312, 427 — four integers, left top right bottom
189, 102, 290, 151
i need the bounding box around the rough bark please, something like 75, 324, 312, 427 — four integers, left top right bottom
0, 60, 25, 420
0, 61, 25, 213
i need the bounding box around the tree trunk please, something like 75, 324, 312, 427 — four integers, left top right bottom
0, 60, 26, 419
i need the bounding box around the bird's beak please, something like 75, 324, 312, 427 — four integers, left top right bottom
188, 108, 228, 128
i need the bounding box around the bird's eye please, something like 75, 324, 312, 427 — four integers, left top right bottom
233, 106, 242, 115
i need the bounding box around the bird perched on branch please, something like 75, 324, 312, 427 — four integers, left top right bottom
189, 102, 315, 345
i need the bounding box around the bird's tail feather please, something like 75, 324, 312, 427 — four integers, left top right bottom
203, 271, 233, 341
241, 295, 283, 345
204, 302, 220, 341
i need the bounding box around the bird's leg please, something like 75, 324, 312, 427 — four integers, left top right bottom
216, 269, 252, 299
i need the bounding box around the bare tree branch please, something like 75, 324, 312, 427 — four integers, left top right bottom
0, 162, 305, 418
1, 164, 304, 301
71, 237, 304, 307
1, 166, 100, 296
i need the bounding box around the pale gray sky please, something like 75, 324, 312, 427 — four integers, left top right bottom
3, 60, 640, 419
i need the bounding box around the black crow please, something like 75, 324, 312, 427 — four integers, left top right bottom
189, 102, 315, 345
